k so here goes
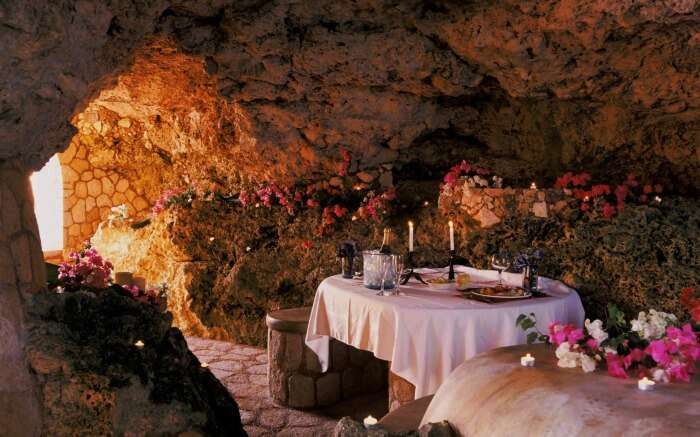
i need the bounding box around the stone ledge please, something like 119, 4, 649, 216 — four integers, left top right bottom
266, 307, 311, 334
379, 395, 433, 434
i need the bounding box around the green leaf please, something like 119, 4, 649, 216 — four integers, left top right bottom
516, 314, 527, 326
520, 318, 536, 331
526, 332, 539, 344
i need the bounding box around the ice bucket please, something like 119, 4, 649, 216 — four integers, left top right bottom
362, 250, 397, 290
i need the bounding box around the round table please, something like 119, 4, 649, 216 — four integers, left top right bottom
305, 266, 585, 399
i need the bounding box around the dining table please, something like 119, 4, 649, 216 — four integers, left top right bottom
305, 265, 585, 399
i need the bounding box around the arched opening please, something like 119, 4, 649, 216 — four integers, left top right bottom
30, 154, 64, 259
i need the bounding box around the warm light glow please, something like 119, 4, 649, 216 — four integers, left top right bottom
423, 201, 430, 206
134, 340, 145, 348
530, 182, 537, 190
200, 361, 209, 368
30, 155, 63, 251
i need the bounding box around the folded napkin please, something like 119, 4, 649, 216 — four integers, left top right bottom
415, 265, 524, 288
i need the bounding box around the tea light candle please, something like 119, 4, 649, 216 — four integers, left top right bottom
530, 182, 537, 190
134, 340, 145, 349
638, 377, 655, 391
363, 415, 378, 429
520, 353, 535, 367
408, 221, 414, 252
200, 362, 209, 368
448, 220, 454, 251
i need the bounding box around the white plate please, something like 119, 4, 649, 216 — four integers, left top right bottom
425, 280, 457, 292
470, 289, 532, 300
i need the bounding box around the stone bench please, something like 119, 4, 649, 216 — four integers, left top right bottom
266, 307, 388, 409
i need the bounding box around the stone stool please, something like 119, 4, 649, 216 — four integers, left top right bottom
266, 307, 388, 409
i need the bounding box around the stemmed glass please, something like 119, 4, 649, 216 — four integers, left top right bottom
377, 255, 403, 296
491, 252, 511, 286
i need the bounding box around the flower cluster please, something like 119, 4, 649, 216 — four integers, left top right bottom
555, 172, 662, 219
680, 287, 700, 323
123, 283, 167, 307
239, 183, 301, 215
442, 160, 500, 190
319, 204, 348, 234
152, 187, 196, 215
518, 289, 700, 383
356, 187, 396, 222
58, 243, 113, 289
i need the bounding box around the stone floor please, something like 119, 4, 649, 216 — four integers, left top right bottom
186, 336, 387, 436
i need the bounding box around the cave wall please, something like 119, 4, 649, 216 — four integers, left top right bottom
0, 162, 45, 435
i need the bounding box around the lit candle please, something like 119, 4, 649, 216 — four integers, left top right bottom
530, 182, 537, 190
363, 415, 378, 429
423, 201, 430, 207
200, 362, 209, 368
638, 377, 656, 391
134, 340, 145, 349
654, 196, 662, 203
520, 353, 535, 367
408, 221, 414, 252
448, 220, 454, 251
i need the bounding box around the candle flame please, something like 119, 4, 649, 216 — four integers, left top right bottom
408, 221, 413, 227
448, 220, 454, 227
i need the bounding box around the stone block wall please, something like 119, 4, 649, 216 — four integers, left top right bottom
268, 330, 388, 409
0, 161, 45, 435
439, 182, 569, 228
59, 107, 160, 254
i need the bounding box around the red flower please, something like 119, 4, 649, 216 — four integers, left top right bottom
580, 203, 590, 212
306, 199, 319, 208
606, 353, 628, 378
301, 240, 312, 250
643, 184, 653, 194
602, 202, 616, 219
333, 205, 348, 217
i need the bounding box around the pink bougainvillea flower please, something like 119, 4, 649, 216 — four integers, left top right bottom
300, 240, 312, 250
622, 348, 646, 369
567, 328, 585, 344
306, 198, 319, 208
646, 340, 672, 367
606, 353, 628, 378
586, 338, 598, 349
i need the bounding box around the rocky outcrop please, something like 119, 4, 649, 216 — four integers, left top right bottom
25, 286, 245, 436
0, 162, 44, 435
3, 1, 700, 193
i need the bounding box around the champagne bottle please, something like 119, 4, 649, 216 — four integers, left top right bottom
379, 228, 392, 254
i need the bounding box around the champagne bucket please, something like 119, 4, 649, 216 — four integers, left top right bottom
362, 250, 397, 290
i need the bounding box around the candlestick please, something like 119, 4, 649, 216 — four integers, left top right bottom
520, 353, 535, 367
448, 220, 454, 251
448, 249, 455, 281
408, 221, 414, 252
638, 377, 655, 391
363, 415, 378, 429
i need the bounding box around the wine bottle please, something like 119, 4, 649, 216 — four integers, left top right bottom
379, 228, 392, 254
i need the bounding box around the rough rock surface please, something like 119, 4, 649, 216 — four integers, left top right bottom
421, 344, 700, 436
2, 1, 700, 193
0, 163, 44, 435
25, 287, 245, 436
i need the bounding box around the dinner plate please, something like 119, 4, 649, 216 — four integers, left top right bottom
469, 288, 532, 300
426, 280, 457, 292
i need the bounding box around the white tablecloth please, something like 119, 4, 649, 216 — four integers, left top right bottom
305, 266, 585, 398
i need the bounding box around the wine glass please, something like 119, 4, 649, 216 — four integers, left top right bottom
393, 255, 404, 295
491, 252, 511, 286
378, 255, 392, 296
